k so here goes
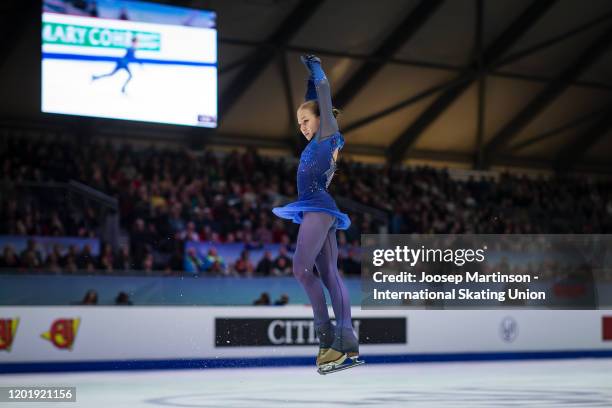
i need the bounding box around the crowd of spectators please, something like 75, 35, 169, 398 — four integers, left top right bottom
253, 292, 290, 306
77, 289, 133, 305
0, 239, 136, 273
337, 163, 612, 235
0, 237, 362, 278
2, 135, 612, 276
183, 246, 298, 277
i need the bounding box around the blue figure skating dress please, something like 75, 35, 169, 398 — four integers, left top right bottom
272, 56, 351, 230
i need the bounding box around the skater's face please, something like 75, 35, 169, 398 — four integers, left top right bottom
297, 107, 320, 141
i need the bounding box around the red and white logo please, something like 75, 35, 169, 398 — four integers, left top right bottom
603, 317, 612, 341
41, 318, 80, 350
0, 318, 19, 351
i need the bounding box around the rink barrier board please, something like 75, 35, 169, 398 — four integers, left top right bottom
3, 350, 612, 374
1, 307, 612, 373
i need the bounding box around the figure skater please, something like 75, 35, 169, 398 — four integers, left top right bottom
92, 36, 140, 94
272, 54, 363, 374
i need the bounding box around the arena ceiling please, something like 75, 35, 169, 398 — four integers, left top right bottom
2, 0, 612, 173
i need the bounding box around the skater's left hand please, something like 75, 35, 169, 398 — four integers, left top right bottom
301, 54, 321, 71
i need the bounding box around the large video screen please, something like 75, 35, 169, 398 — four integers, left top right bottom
42, 0, 217, 127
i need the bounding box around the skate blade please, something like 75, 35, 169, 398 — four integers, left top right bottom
317, 359, 365, 375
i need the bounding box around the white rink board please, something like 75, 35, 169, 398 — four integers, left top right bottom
0, 307, 611, 364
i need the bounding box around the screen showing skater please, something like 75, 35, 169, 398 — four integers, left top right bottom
41, 0, 217, 127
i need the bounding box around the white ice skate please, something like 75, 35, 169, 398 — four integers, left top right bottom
317, 327, 364, 375
317, 352, 365, 375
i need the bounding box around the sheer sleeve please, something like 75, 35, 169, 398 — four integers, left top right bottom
314, 77, 339, 141
301, 55, 339, 141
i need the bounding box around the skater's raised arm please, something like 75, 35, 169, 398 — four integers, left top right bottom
305, 77, 317, 102
301, 55, 338, 141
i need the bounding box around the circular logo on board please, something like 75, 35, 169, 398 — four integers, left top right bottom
500, 316, 518, 343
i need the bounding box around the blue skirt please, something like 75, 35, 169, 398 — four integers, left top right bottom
272, 193, 351, 230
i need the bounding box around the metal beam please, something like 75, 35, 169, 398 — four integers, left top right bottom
480, 0, 557, 66
387, 0, 557, 163
554, 109, 612, 171
315, 74, 611, 141
386, 78, 475, 162
219, 53, 259, 76
495, 10, 612, 68
342, 75, 471, 133
332, 0, 444, 109
219, 36, 466, 73
490, 70, 612, 91
277, 52, 295, 130
277, 51, 303, 156
219, 37, 612, 91
510, 107, 609, 152
484, 25, 612, 163
218, 0, 324, 119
